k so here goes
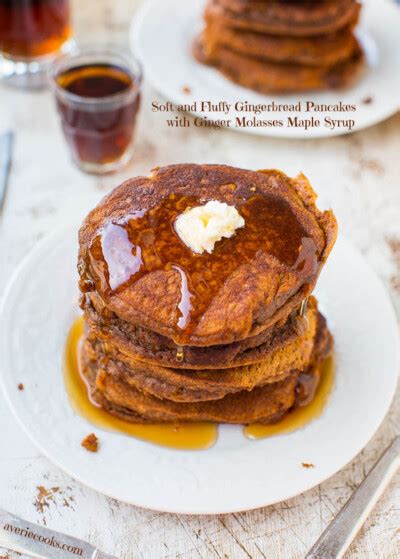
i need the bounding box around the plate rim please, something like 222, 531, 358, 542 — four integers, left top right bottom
0, 226, 399, 514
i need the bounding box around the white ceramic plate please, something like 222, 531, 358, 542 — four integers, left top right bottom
0, 226, 398, 514
131, 0, 400, 139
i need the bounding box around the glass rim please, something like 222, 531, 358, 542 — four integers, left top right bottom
49, 46, 143, 105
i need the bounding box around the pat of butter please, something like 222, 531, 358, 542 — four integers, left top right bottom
175, 200, 245, 254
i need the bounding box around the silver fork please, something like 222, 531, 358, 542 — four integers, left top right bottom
306, 436, 400, 559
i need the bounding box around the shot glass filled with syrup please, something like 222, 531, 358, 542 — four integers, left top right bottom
51, 49, 142, 174
0, 0, 72, 88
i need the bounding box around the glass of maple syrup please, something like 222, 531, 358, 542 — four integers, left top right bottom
51, 48, 142, 174
0, 0, 72, 89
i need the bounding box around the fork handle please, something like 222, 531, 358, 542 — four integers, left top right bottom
306, 436, 400, 559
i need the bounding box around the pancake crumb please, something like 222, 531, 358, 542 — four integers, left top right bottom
302, 462, 315, 468
387, 237, 400, 293
18, 383, 24, 391
362, 96, 373, 104
81, 433, 99, 452
182, 85, 192, 94
35, 485, 60, 514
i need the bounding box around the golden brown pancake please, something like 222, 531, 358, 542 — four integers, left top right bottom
78, 165, 337, 347
82, 299, 320, 403
207, 0, 361, 36
77, 164, 337, 426
201, 19, 359, 67
80, 308, 332, 424
194, 35, 364, 93
83, 292, 317, 372
83, 290, 305, 369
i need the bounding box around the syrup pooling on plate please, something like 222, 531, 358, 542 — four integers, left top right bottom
86, 193, 319, 342
244, 356, 335, 439
64, 317, 218, 450
65, 318, 334, 446
65, 318, 334, 447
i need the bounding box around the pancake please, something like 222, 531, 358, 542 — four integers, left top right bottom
80, 307, 332, 424
206, 0, 361, 36
83, 355, 298, 424
201, 19, 359, 67
78, 165, 337, 347
194, 35, 364, 93
83, 292, 317, 372
77, 164, 337, 427
82, 300, 321, 403
83, 290, 304, 369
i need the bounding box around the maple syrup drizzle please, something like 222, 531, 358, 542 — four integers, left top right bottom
100, 222, 143, 291
173, 265, 193, 329
64, 317, 218, 450
176, 346, 185, 362
244, 355, 335, 440
86, 194, 319, 344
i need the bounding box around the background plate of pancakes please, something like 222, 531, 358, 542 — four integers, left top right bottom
0, 225, 398, 514
131, 0, 400, 139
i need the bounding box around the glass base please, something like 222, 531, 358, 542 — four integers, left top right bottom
72, 148, 134, 176
0, 39, 75, 90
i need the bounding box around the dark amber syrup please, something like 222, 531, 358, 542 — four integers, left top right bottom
86, 193, 318, 344
56, 63, 140, 165
64, 317, 218, 450
0, 0, 71, 58
57, 63, 132, 97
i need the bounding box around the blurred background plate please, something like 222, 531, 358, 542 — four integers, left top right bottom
131, 0, 400, 139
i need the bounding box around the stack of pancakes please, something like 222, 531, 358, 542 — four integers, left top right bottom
78, 164, 337, 424
194, 0, 364, 92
